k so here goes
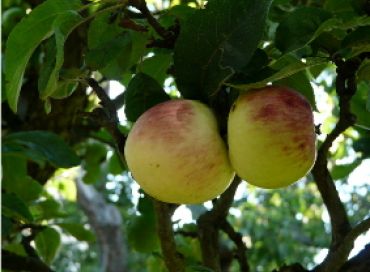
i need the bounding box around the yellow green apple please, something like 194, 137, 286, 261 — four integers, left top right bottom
228, 86, 316, 188
124, 99, 235, 204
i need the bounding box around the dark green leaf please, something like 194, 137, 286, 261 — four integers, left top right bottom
2, 155, 43, 202
127, 195, 158, 252
86, 34, 131, 70
341, 26, 370, 59
331, 160, 362, 180
5, 131, 80, 168
39, 11, 83, 99
275, 71, 316, 110
2, 192, 34, 222
5, 0, 81, 112
174, 0, 272, 101
275, 7, 332, 53
138, 53, 172, 85
228, 56, 326, 91
351, 82, 370, 129
35, 227, 61, 264
124, 73, 170, 122
357, 59, 370, 82
82, 141, 108, 184
86, 12, 148, 79
2, 215, 14, 237
57, 223, 95, 242
31, 198, 66, 220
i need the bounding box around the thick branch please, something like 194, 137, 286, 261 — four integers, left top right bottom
339, 243, 370, 272
197, 176, 241, 271
312, 57, 363, 272
76, 176, 128, 272
311, 58, 360, 249
314, 218, 370, 272
153, 200, 185, 272
2, 250, 54, 272
220, 219, 249, 272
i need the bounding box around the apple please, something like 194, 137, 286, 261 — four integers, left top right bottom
124, 99, 235, 204
227, 86, 316, 188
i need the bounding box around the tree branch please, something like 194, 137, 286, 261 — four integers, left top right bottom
76, 176, 128, 272
197, 176, 241, 271
311, 57, 362, 272
339, 243, 370, 272
2, 249, 54, 272
85, 78, 126, 160
311, 58, 361, 249
153, 200, 185, 272
220, 219, 249, 272
314, 217, 370, 272
129, 0, 171, 39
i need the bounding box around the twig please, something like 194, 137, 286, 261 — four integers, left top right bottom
220, 219, 249, 272
85, 78, 126, 160
129, 0, 171, 39
153, 200, 185, 272
197, 176, 242, 271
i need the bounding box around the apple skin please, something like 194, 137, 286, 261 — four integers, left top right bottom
124, 99, 235, 204
227, 86, 316, 189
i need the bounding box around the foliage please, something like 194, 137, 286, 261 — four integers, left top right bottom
2, 0, 370, 271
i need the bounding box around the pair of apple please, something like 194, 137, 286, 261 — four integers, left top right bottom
124, 86, 316, 204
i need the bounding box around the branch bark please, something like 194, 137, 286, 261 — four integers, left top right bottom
76, 174, 128, 272
314, 218, 370, 272
220, 219, 249, 272
153, 200, 185, 272
197, 176, 242, 271
311, 57, 363, 272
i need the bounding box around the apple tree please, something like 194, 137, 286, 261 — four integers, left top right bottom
2, 0, 370, 271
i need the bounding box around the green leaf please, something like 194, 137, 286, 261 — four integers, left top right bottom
351, 82, 370, 129
2, 215, 14, 237
5, 131, 80, 168
39, 11, 83, 99
138, 53, 172, 85
341, 26, 370, 59
82, 141, 108, 184
2, 155, 43, 202
275, 7, 332, 53
86, 12, 148, 79
127, 196, 159, 253
57, 223, 95, 242
174, 0, 272, 102
124, 73, 170, 122
2, 192, 34, 222
35, 227, 61, 264
31, 198, 66, 220
357, 59, 370, 82
87, 12, 123, 49
228, 56, 327, 91
4, 0, 81, 112
275, 71, 316, 109
331, 160, 362, 180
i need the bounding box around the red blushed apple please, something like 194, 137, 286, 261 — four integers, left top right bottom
228, 86, 316, 188
124, 99, 235, 204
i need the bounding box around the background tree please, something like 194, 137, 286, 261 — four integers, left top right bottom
2, 0, 370, 271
